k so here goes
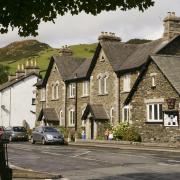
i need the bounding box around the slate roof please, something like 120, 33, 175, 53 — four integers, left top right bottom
100, 38, 169, 72
82, 104, 109, 120
37, 108, 59, 122
53, 55, 86, 81
151, 55, 180, 94
0, 73, 39, 91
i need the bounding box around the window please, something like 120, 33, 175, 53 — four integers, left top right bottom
152, 76, 156, 87
110, 107, 114, 124
98, 75, 108, 95
122, 106, 131, 123
69, 109, 75, 126
59, 110, 63, 126
123, 75, 130, 92
147, 103, 163, 122
40, 88, 46, 101
82, 81, 89, 96
51, 83, 55, 100
55, 83, 59, 99
69, 83, 75, 98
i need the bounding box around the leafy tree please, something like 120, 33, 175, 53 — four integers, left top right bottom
0, 65, 9, 84
0, 0, 154, 37
126, 38, 152, 44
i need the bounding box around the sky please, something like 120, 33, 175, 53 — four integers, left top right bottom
0, 0, 180, 48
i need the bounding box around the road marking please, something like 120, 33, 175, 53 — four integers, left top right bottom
158, 162, 179, 166
72, 151, 91, 157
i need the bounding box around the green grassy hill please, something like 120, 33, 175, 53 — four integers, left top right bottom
0, 40, 97, 76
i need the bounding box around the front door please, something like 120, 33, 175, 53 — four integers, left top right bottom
90, 118, 94, 140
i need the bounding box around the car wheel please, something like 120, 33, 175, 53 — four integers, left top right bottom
31, 137, 35, 144
9, 136, 12, 142
42, 138, 46, 145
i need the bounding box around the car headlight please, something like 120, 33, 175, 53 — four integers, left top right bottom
46, 134, 53, 140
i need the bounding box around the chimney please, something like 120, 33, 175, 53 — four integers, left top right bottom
98, 32, 121, 41
163, 12, 180, 40
25, 59, 40, 75
16, 64, 25, 78
59, 45, 73, 56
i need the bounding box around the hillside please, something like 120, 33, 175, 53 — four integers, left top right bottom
0, 40, 97, 76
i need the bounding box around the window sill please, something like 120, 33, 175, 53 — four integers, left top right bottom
146, 120, 163, 124
69, 97, 75, 99
51, 99, 59, 101
68, 125, 75, 128
81, 95, 89, 98
40, 100, 46, 102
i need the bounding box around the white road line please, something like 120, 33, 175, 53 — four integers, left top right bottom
167, 159, 180, 163
72, 151, 91, 157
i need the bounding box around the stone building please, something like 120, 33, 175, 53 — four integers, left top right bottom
36, 12, 180, 142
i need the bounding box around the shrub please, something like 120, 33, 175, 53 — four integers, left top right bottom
58, 126, 69, 138
122, 127, 141, 142
112, 123, 129, 140
112, 123, 141, 142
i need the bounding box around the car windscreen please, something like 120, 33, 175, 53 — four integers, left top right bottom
13, 127, 26, 132
44, 127, 57, 132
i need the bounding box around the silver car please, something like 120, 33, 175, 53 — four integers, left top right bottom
31, 126, 64, 145
5, 126, 28, 142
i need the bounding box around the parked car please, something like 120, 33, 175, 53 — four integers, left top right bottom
5, 126, 28, 142
0, 126, 5, 138
31, 126, 64, 145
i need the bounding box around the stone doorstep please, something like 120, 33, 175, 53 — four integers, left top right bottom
74, 139, 180, 148
12, 169, 62, 179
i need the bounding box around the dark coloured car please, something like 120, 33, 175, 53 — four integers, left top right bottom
0, 126, 5, 138
5, 126, 28, 142
31, 126, 64, 145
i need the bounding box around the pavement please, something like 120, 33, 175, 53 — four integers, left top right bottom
70, 139, 180, 153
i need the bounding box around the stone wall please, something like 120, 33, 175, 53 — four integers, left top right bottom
90, 50, 118, 125
46, 63, 65, 126
130, 61, 180, 142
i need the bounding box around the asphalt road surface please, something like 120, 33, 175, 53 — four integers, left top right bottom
8, 142, 180, 180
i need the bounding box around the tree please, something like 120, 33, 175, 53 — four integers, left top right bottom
0, 0, 154, 37
0, 65, 9, 85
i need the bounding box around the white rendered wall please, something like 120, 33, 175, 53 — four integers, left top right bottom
0, 75, 38, 129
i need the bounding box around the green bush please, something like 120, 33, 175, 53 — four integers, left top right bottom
112, 123, 141, 142
112, 123, 129, 140
122, 127, 141, 142
58, 126, 69, 138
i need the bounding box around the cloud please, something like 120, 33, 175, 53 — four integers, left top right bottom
0, 0, 180, 48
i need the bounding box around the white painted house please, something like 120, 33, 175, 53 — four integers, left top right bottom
0, 61, 39, 129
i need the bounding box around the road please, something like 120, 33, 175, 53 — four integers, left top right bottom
8, 142, 180, 180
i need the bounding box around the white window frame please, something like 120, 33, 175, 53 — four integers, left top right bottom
122, 106, 131, 123
82, 81, 89, 96
152, 76, 156, 87
69, 109, 75, 126
40, 88, 46, 101
59, 110, 63, 126
51, 83, 55, 100
55, 83, 59, 100
69, 83, 75, 98
110, 107, 114, 124
104, 76, 108, 94
147, 103, 163, 122
123, 75, 130, 92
